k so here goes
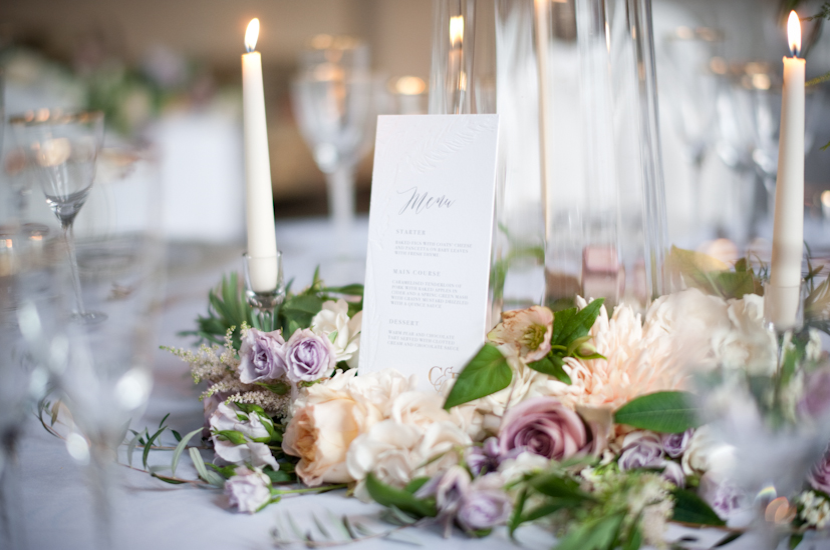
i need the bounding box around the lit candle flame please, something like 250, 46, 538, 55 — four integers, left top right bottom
788, 10, 801, 57
449, 15, 464, 48
245, 18, 260, 53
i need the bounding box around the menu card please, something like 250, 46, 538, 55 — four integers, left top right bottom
359, 114, 500, 390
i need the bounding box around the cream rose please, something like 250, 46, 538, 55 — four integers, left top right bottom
282, 369, 410, 486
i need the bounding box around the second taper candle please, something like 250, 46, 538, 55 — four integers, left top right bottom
768, 10, 805, 328
242, 18, 279, 292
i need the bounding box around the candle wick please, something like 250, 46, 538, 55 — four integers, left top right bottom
246, 45, 254, 54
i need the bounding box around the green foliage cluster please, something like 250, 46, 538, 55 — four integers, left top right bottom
180, 269, 363, 349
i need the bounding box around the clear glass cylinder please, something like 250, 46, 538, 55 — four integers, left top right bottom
540, 0, 667, 310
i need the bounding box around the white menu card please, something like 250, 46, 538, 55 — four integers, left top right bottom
359, 114, 500, 390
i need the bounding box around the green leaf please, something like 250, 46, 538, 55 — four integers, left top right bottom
624, 524, 642, 550
206, 462, 239, 478
443, 343, 512, 410
530, 472, 593, 503
404, 477, 430, 494
215, 430, 247, 445
189, 447, 225, 487
712, 271, 755, 299
323, 284, 364, 296
788, 533, 804, 550
170, 427, 202, 477
158, 413, 170, 429
614, 391, 700, 434
671, 488, 726, 526
365, 473, 437, 518
265, 469, 294, 484
171, 430, 182, 442
143, 426, 166, 469
283, 295, 325, 315
527, 355, 572, 384
555, 514, 624, 550
552, 299, 604, 348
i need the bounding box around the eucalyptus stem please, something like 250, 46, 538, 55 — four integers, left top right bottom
273, 484, 347, 496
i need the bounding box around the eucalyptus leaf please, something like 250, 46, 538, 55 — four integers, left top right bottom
170, 427, 202, 477
788, 533, 804, 550
443, 343, 512, 410
143, 426, 166, 469
614, 391, 700, 434
189, 447, 224, 487
126, 430, 143, 468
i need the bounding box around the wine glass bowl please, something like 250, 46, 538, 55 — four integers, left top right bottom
10, 109, 106, 324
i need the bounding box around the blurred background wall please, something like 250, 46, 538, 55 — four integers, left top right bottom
2, 0, 830, 248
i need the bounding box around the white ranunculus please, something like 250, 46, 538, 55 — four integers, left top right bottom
347, 419, 470, 501
310, 299, 363, 367
497, 451, 550, 485
224, 466, 272, 513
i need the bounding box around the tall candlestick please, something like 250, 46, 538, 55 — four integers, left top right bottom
768, 10, 805, 328
241, 18, 279, 292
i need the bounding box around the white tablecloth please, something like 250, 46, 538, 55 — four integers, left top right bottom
14, 217, 785, 550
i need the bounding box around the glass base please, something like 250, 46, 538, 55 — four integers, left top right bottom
71, 310, 108, 325
242, 251, 285, 311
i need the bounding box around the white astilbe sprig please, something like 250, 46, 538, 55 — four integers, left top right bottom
162, 327, 240, 385
226, 390, 290, 418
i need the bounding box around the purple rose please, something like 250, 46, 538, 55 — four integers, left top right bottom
798, 369, 830, 419
284, 329, 336, 383
498, 397, 589, 461
661, 429, 694, 459
618, 431, 664, 471
661, 460, 686, 488
239, 328, 287, 384
416, 466, 470, 515
465, 437, 501, 476
808, 447, 830, 493
457, 489, 513, 531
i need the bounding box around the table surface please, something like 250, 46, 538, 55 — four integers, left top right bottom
14, 217, 806, 550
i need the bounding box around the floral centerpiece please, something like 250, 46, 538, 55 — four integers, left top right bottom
41, 251, 830, 549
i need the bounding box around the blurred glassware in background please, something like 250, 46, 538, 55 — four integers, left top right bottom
16, 146, 164, 550
663, 26, 722, 235
292, 35, 380, 258
10, 110, 107, 324
386, 76, 428, 115
713, 61, 824, 249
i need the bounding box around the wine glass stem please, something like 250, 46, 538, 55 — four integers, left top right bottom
63, 225, 87, 316
326, 166, 356, 257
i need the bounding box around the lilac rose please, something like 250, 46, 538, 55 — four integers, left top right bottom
798, 369, 830, 419
699, 473, 750, 521
465, 437, 502, 476
618, 431, 664, 471
498, 397, 589, 461
238, 328, 287, 384
225, 466, 272, 514
661, 429, 694, 459
284, 329, 336, 383
457, 489, 513, 531
661, 460, 686, 488
808, 447, 830, 493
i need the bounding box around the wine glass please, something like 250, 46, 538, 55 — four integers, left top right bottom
663, 27, 722, 231
292, 36, 379, 257
17, 148, 163, 550
10, 110, 106, 325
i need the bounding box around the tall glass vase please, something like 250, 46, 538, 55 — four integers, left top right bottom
429, 0, 547, 325
540, 0, 667, 310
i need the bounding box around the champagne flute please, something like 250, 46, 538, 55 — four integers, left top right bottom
10, 110, 106, 324
292, 36, 378, 258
